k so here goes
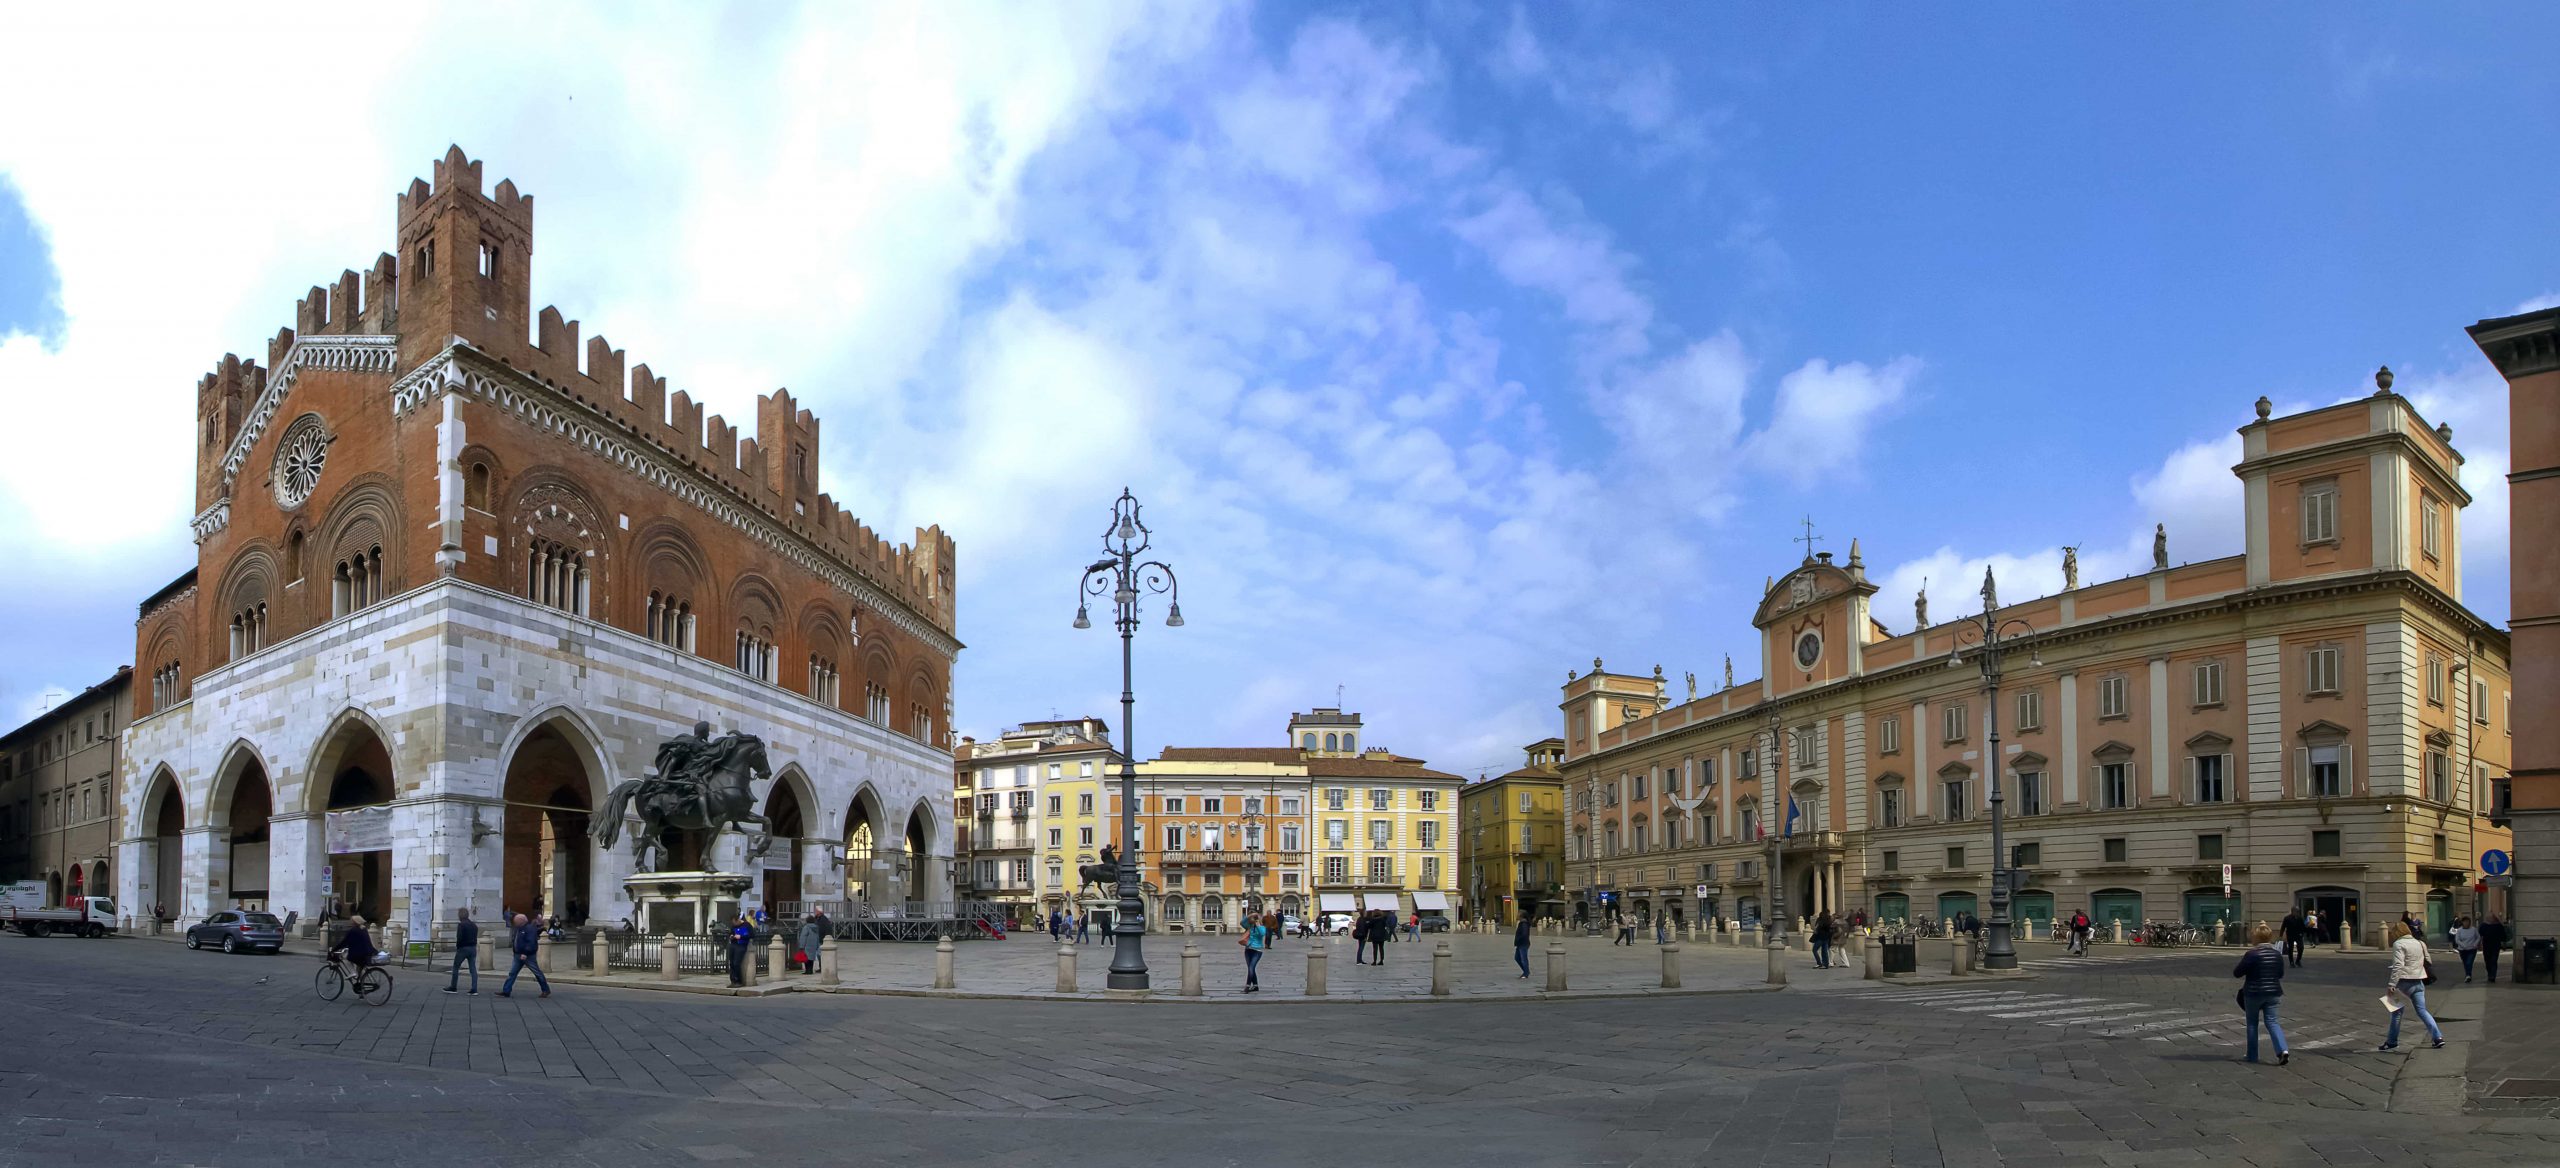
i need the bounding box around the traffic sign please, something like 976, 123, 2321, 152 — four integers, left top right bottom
2487, 874, 2514, 888
2221, 863, 2233, 895
2483, 849, 2513, 876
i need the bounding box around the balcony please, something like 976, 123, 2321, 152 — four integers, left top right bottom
971, 834, 1038, 851
1156, 849, 1299, 866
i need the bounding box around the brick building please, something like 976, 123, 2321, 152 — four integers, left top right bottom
1565, 382, 2512, 942
117, 148, 960, 931
0, 668, 132, 907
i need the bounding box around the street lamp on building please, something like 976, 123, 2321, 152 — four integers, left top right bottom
1945, 565, 2041, 972
1073, 488, 1183, 991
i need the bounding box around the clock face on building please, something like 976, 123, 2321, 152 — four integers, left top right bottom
1794, 630, 1822, 670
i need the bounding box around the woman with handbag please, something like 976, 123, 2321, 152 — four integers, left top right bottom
2232, 923, 2289, 1065
1239, 915, 1268, 993
2380, 920, 2444, 1051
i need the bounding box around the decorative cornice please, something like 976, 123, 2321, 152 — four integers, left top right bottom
2467, 307, 2560, 380
215, 336, 401, 490
388, 344, 961, 658
189, 500, 230, 545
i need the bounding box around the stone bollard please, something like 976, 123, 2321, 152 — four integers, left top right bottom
1864, 938, 1884, 980
590, 927, 608, 977
1545, 940, 1568, 992
1766, 942, 1787, 986
742, 938, 759, 987
1948, 936, 1967, 976
1180, 941, 1202, 997
1741, 925, 1760, 949
1306, 941, 1329, 996
934, 935, 956, 989
767, 934, 788, 982
1846, 931, 1865, 959
819, 936, 840, 986
1054, 942, 1076, 993
482, 930, 499, 974
2110, 921, 2123, 944
1431, 939, 1453, 996
660, 934, 679, 981
2020, 919, 2035, 943
1660, 943, 1681, 989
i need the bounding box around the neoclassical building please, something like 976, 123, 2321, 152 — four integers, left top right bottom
118, 148, 960, 932
1564, 381, 2513, 942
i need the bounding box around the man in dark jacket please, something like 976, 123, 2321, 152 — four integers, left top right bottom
2279, 909, 2307, 967
728, 913, 754, 986
445, 908, 480, 994
335, 915, 379, 970
2481, 914, 2512, 983
498, 912, 550, 998
1514, 914, 1534, 978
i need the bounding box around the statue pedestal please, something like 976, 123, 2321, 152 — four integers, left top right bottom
625, 871, 753, 936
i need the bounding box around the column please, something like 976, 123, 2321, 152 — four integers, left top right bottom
2059, 673, 2081, 805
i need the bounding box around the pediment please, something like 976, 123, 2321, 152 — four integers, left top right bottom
1750, 561, 1877, 628
2185, 731, 2233, 752
2295, 719, 2352, 743
2008, 751, 2048, 770
1937, 760, 1973, 778
1873, 771, 1906, 788
2090, 739, 2136, 761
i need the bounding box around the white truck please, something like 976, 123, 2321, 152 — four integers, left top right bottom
1, 880, 119, 938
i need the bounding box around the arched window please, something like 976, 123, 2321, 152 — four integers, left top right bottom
1343, 733, 1355, 753
286, 531, 304, 583
466, 462, 491, 510
527, 540, 587, 616
1325, 733, 1338, 752
1302, 732, 1316, 750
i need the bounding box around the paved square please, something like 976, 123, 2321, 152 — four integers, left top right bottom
7, 934, 2559, 1166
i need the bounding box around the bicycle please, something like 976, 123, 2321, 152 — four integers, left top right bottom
315, 952, 396, 1007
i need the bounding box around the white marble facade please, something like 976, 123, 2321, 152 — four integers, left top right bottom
118, 578, 952, 930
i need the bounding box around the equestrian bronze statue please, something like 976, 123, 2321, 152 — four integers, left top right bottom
593, 721, 778, 873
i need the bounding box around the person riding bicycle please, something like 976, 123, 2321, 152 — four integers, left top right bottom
333, 914, 381, 970
2068, 910, 2092, 952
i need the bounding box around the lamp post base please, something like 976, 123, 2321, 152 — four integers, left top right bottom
1983, 922, 2017, 970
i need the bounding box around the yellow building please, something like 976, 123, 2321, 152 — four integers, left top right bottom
1299, 710, 1461, 929
954, 718, 1118, 928
1458, 739, 1568, 925
1561, 383, 2513, 942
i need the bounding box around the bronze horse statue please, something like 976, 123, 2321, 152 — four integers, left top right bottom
593, 730, 776, 872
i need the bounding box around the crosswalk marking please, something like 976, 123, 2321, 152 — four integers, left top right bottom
1843, 978, 2375, 1055
1986, 1001, 2132, 1020
1946, 995, 2091, 1013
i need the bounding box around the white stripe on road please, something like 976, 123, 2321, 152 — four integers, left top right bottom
1944, 995, 2088, 1013
1985, 1001, 2139, 1020
2098, 1014, 2228, 1035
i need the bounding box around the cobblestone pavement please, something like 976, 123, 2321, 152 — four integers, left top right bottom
8, 934, 2560, 1167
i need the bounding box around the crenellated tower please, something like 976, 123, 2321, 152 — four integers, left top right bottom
393, 145, 535, 371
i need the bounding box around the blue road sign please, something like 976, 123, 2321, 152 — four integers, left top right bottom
2482, 849, 2512, 876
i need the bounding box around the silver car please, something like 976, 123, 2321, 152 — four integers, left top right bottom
186, 910, 286, 954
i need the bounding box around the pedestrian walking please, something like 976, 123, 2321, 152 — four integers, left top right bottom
444, 907, 480, 994
497, 912, 550, 998
1811, 911, 1835, 969
2233, 922, 2290, 1065
2453, 917, 2481, 982
1514, 914, 1533, 979
2482, 914, 2511, 983
726, 913, 753, 987
1076, 912, 1091, 943
1655, 916, 1669, 945
1615, 915, 1636, 946
1407, 912, 1421, 942
2280, 908, 2307, 967
797, 912, 825, 976
1240, 914, 1268, 993
1353, 911, 1372, 964
2379, 920, 2443, 1051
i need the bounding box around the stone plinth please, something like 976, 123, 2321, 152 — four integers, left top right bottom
626, 871, 752, 936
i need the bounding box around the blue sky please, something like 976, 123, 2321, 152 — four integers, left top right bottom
0, 5, 2546, 775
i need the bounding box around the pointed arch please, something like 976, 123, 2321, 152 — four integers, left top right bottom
207, 738, 274, 828
304, 707, 398, 815
765, 763, 819, 829
132, 763, 185, 838
496, 705, 615, 809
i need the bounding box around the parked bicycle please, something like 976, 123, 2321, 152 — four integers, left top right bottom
316, 952, 395, 1007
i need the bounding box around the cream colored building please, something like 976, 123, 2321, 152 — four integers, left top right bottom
1126, 753, 1308, 931
1565, 383, 2513, 942
954, 718, 1118, 928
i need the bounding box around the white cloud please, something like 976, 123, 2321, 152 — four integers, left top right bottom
1747, 356, 1921, 488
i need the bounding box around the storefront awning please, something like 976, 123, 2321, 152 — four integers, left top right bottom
1318, 894, 1358, 912
1363, 892, 1402, 912
1413, 892, 1450, 912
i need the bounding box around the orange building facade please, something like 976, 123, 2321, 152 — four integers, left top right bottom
1565, 382, 2512, 942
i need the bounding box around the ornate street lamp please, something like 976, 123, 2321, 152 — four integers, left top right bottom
1946, 565, 2042, 971
1074, 488, 1183, 991
1765, 708, 1788, 950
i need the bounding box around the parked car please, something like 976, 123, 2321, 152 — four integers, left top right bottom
186, 910, 286, 954
1279, 915, 1307, 937
1417, 912, 1452, 933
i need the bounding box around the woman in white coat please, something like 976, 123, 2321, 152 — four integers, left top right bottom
2380, 920, 2444, 1051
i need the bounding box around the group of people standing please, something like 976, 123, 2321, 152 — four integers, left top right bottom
1351, 909, 1404, 964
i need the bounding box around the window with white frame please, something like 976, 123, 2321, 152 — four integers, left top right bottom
2306, 645, 2342, 695
1632, 771, 1648, 799
1518, 790, 1534, 813
1163, 824, 1184, 851
2421, 493, 2443, 560
1699, 757, 1717, 785
1077, 793, 1093, 815
2193, 660, 2224, 707
1794, 729, 1817, 768
2194, 754, 2228, 803
1368, 856, 1392, 883
2427, 656, 2446, 706
2302, 479, 2340, 544
1079, 827, 1094, 847
2306, 743, 2346, 798
2098, 675, 2129, 719
1740, 749, 1757, 779
1942, 704, 1968, 744
2016, 690, 2042, 731
2016, 771, 2046, 816
1419, 821, 1440, 849
1421, 790, 1438, 811
1281, 797, 1301, 815
1942, 774, 1970, 821
2476, 680, 2491, 725
1203, 797, 1224, 815
1326, 788, 1345, 810
1879, 787, 1904, 828
2098, 761, 2133, 809
1369, 789, 1391, 810
1519, 823, 1533, 850
1047, 828, 1061, 847
1163, 797, 1184, 814
1326, 820, 1347, 849
1325, 857, 1346, 883
1879, 716, 1901, 755
1281, 824, 1301, 851
1369, 820, 1392, 848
